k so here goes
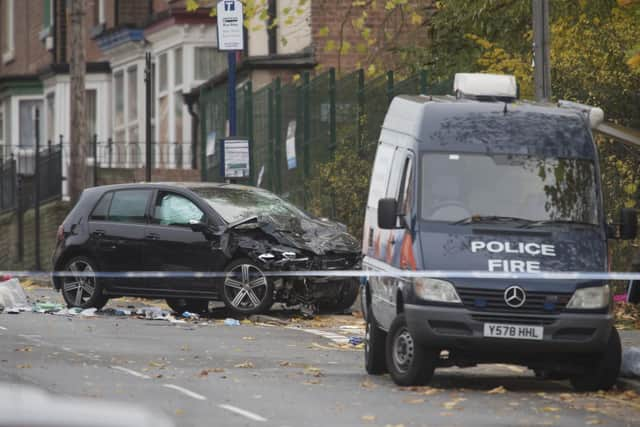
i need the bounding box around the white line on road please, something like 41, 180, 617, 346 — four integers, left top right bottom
0, 326, 7, 330
163, 384, 207, 401
111, 366, 151, 380
291, 327, 350, 344
219, 404, 267, 422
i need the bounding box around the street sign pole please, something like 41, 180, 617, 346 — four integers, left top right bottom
228, 51, 237, 136
217, 0, 244, 138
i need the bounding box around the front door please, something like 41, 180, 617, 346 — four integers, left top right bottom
142, 191, 223, 297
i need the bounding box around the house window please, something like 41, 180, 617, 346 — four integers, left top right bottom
195, 47, 226, 80
2, 0, 15, 63
92, 0, 105, 26
174, 48, 183, 86
19, 100, 44, 148
46, 93, 55, 143
114, 71, 124, 130
86, 90, 97, 141
159, 53, 168, 92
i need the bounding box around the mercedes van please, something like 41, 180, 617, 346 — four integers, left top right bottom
361, 74, 637, 391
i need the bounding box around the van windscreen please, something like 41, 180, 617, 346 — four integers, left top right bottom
420, 153, 598, 225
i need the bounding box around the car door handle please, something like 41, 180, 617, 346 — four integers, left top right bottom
146, 233, 160, 240
92, 229, 106, 238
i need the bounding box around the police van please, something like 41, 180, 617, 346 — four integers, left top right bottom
361, 73, 637, 390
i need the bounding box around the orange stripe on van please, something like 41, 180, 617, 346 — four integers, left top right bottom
400, 232, 417, 270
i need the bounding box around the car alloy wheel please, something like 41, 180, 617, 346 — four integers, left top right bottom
62, 260, 97, 306
223, 262, 272, 314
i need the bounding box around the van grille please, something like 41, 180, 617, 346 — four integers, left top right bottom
457, 287, 572, 315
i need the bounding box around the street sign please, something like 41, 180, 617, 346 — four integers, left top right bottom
217, 0, 244, 51
220, 137, 251, 178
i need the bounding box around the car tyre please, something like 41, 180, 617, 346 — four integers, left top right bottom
365, 303, 387, 375
60, 256, 109, 310
165, 298, 209, 314
570, 327, 621, 392
386, 313, 435, 386
319, 279, 360, 313
221, 258, 274, 316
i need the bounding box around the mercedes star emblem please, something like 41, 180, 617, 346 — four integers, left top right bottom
504, 286, 526, 308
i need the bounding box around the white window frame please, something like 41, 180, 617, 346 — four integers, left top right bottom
98, 0, 105, 24
3, 0, 15, 64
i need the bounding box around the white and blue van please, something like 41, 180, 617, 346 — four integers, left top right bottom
361, 74, 637, 390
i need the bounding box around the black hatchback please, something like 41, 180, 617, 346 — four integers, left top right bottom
52, 183, 361, 316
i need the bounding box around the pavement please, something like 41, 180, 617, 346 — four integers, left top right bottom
1, 285, 640, 426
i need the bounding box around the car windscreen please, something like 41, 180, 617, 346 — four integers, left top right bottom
192, 188, 309, 223
420, 153, 599, 225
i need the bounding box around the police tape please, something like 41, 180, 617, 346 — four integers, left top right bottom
2, 270, 640, 281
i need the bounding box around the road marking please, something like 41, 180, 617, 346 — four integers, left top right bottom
290, 327, 350, 344
111, 366, 151, 380
163, 384, 207, 401
0, 326, 6, 330
219, 404, 267, 422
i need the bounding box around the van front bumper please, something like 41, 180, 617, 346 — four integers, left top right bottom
405, 303, 613, 355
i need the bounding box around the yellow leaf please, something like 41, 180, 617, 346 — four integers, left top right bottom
361, 415, 376, 422
318, 26, 330, 37
541, 407, 561, 413
186, 0, 199, 12
234, 361, 255, 368
487, 386, 507, 394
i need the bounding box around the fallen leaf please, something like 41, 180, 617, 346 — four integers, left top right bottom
442, 398, 466, 410
304, 367, 324, 377
304, 378, 321, 385
199, 368, 225, 377
361, 379, 377, 389
403, 398, 425, 404
384, 424, 405, 427
175, 409, 184, 416
541, 407, 561, 413
487, 386, 507, 394
148, 361, 166, 369
559, 393, 575, 402
234, 361, 255, 369
422, 388, 440, 396
242, 336, 256, 341
585, 419, 602, 425
154, 374, 163, 379
14, 347, 32, 352
361, 415, 376, 422
16, 364, 32, 369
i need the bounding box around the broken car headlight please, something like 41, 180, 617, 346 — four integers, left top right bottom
566, 285, 610, 310
258, 248, 309, 263
414, 278, 461, 303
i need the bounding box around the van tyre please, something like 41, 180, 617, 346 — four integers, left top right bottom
60, 256, 109, 310
570, 327, 621, 392
221, 259, 274, 316
386, 313, 435, 386
166, 298, 209, 314
364, 304, 387, 375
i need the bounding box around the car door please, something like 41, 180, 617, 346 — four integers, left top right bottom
142, 190, 223, 295
87, 189, 152, 292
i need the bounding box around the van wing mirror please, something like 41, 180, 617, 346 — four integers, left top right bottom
378, 198, 399, 229
619, 208, 638, 240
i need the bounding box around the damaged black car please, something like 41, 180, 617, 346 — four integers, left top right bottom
51, 183, 362, 317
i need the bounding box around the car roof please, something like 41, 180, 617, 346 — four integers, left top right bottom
84, 182, 267, 195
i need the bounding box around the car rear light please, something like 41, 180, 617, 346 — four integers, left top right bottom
0, 274, 11, 282
57, 225, 64, 242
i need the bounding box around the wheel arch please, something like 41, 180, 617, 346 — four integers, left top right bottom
53, 248, 101, 290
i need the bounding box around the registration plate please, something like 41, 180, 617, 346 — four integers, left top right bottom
483, 323, 543, 340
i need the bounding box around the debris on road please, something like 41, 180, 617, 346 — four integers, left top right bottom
182, 311, 199, 320
80, 308, 98, 317
615, 302, 640, 330
349, 336, 363, 346
234, 361, 255, 368
0, 279, 31, 312
487, 386, 507, 394
224, 318, 241, 326
33, 302, 65, 313
621, 347, 640, 378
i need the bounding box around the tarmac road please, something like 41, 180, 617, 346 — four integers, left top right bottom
0, 291, 639, 426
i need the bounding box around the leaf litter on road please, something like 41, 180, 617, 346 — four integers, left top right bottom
234, 361, 255, 368
487, 386, 507, 394
442, 397, 466, 410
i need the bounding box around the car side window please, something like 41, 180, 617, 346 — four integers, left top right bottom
90, 192, 113, 221
152, 192, 205, 226
397, 156, 414, 215
108, 190, 152, 224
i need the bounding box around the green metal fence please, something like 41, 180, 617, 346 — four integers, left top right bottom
198, 68, 451, 223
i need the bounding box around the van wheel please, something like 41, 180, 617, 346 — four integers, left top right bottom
386, 313, 435, 386
364, 304, 387, 375
61, 256, 109, 310
165, 298, 209, 314
570, 327, 621, 392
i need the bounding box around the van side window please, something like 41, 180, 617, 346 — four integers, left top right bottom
396, 157, 413, 214
90, 192, 113, 221
367, 143, 396, 209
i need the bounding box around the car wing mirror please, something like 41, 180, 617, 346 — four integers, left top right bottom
378, 198, 400, 229
189, 219, 208, 233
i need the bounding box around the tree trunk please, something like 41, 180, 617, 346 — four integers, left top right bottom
69, 0, 87, 202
